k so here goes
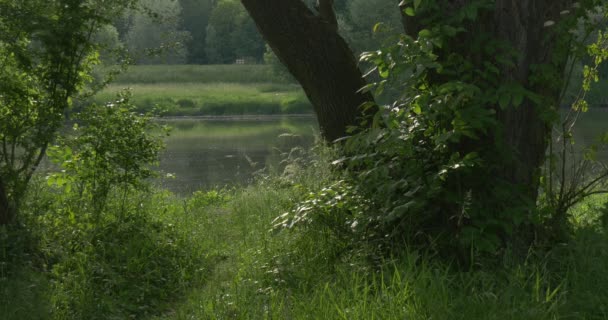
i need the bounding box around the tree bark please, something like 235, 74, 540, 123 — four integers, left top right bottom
492, 1, 572, 200
0, 177, 12, 225
400, 1, 572, 201
396, 1, 574, 248
316, 0, 338, 31
241, 0, 375, 141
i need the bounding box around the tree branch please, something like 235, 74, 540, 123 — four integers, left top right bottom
241, 0, 376, 141
316, 0, 337, 31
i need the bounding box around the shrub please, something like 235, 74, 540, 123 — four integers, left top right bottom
39, 199, 207, 319
47, 91, 168, 216
34, 92, 208, 319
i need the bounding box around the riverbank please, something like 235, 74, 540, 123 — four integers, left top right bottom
89, 65, 312, 116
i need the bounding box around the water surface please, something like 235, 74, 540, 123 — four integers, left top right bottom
157, 116, 317, 193
155, 110, 608, 194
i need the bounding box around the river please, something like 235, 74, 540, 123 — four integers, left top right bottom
156, 115, 318, 194
155, 109, 608, 194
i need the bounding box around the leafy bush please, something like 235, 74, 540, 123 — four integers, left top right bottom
273, 1, 594, 262
47, 91, 168, 215
30, 93, 208, 319
0, 0, 136, 224
187, 189, 231, 209
37, 199, 206, 319
273, 180, 369, 252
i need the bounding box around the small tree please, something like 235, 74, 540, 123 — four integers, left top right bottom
205, 0, 242, 64
0, 0, 135, 225
47, 91, 167, 218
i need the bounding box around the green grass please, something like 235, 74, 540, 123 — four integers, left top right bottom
147, 181, 608, 320
105, 64, 286, 84
148, 149, 608, 320
1, 183, 217, 320
164, 117, 317, 140
88, 64, 313, 116
92, 82, 312, 116
3, 147, 608, 319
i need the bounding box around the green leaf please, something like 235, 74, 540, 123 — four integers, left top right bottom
379, 67, 390, 78
583, 145, 598, 161
483, 61, 499, 75
464, 5, 478, 20
373, 23, 383, 33
498, 94, 510, 109
512, 91, 524, 107
418, 29, 432, 38
413, 105, 422, 115
601, 132, 608, 144
405, 7, 415, 16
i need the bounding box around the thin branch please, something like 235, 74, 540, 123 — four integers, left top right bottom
578, 189, 608, 198
571, 171, 608, 202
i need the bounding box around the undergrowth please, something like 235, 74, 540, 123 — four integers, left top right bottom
1, 145, 607, 319
151, 145, 608, 320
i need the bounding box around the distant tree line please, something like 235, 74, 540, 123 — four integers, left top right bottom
99, 0, 403, 65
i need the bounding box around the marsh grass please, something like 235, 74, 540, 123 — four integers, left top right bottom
163, 118, 316, 140
90, 82, 311, 116
107, 65, 284, 84
86, 65, 311, 116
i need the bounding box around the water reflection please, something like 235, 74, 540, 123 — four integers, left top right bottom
156, 116, 318, 194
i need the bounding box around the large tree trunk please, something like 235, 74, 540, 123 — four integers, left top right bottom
492, 1, 571, 201
0, 177, 11, 225
241, 0, 375, 141
401, 1, 571, 203
397, 1, 574, 248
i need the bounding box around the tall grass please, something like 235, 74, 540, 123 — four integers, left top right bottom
0, 226, 51, 319
85, 65, 312, 116
87, 65, 312, 116
150, 197, 608, 320
104, 64, 287, 84
2, 144, 608, 319
149, 146, 608, 320
0, 184, 218, 320
91, 82, 312, 116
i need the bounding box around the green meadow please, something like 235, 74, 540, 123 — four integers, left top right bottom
110, 64, 279, 84
90, 65, 312, 116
